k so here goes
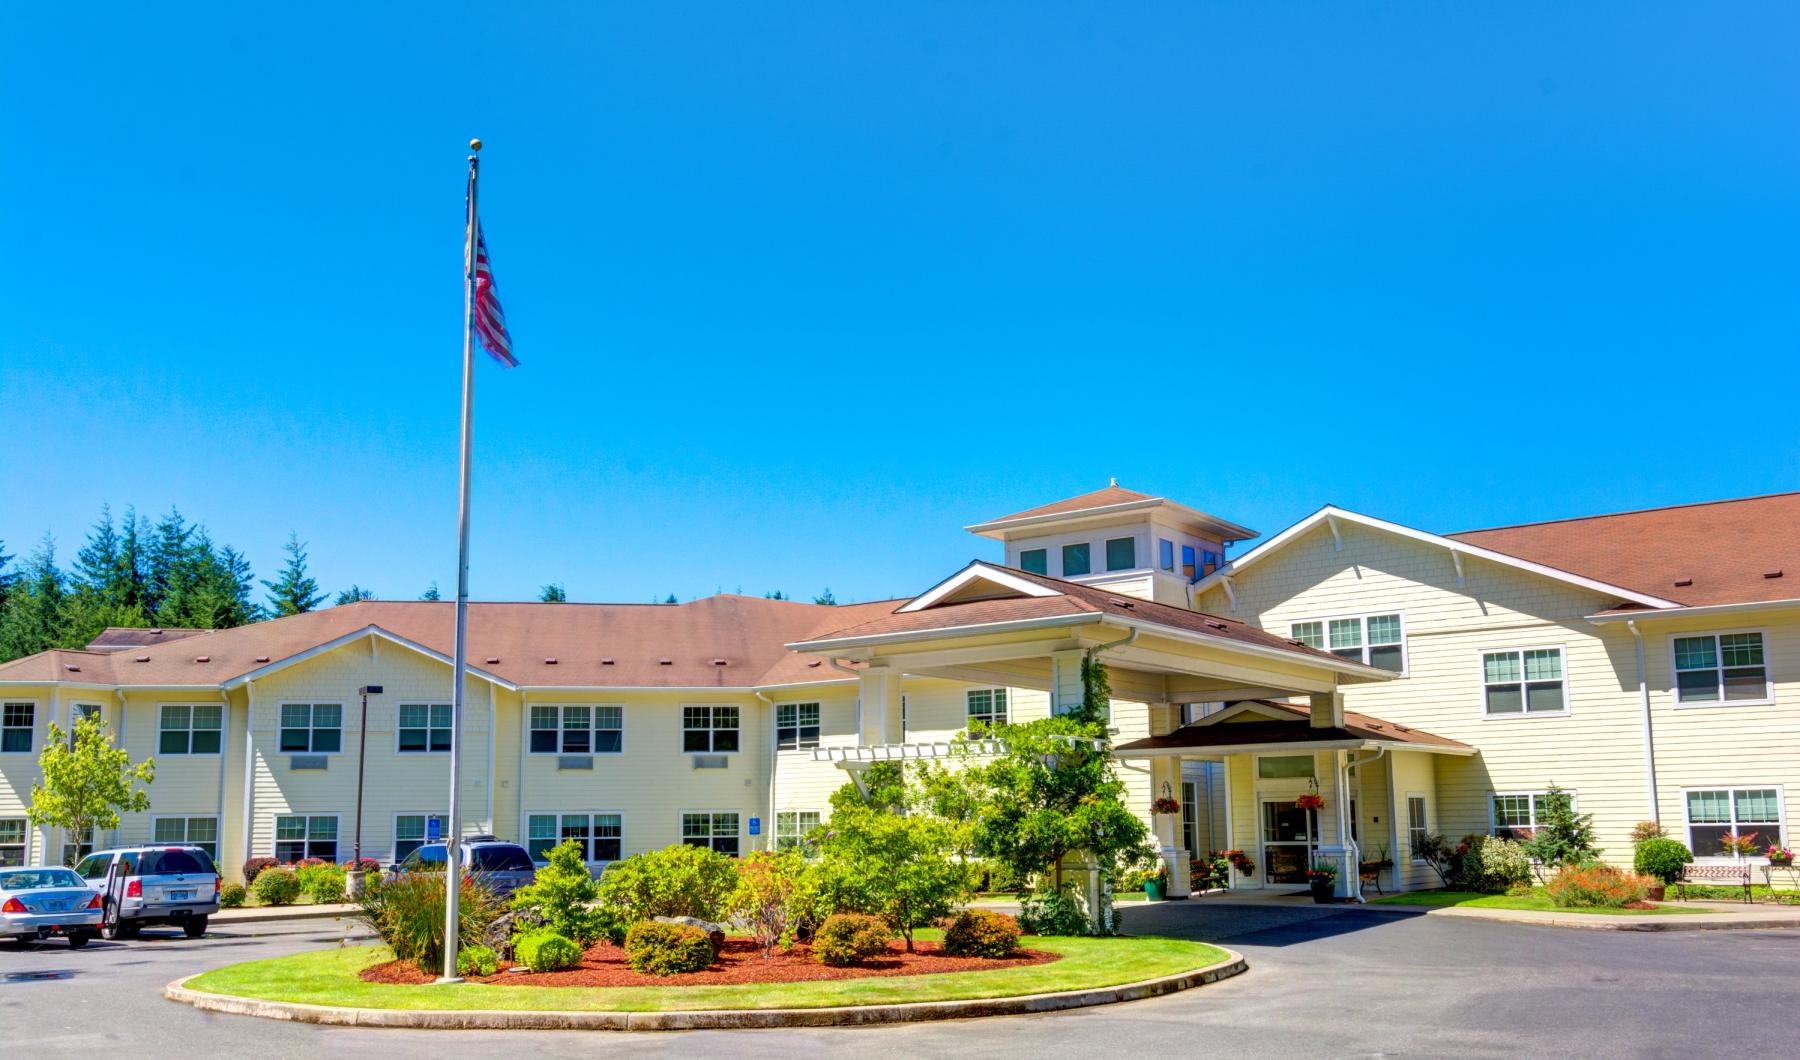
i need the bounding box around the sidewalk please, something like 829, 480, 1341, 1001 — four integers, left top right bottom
1412, 900, 1800, 932
212, 902, 359, 925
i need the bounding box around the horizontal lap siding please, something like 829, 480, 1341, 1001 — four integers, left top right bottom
0, 688, 50, 863
770, 691, 859, 831
115, 689, 229, 847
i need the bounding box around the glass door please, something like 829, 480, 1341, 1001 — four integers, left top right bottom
1261, 799, 1316, 885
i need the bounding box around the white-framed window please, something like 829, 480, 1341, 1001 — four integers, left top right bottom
966, 688, 1008, 730
682, 706, 739, 753
1407, 795, 1429, 862
397, 704, 452, 753
1672, 632, 1772, 706
529, 705, 624, 754
0, 818, 26, 866
775, 811, 821, 851
1685, 788, 1784, 859
1105, 537, 1137, 571
776, 703, 821, 750
274, 814, 339, 862
1062, 542, 1091, 577
1291, 614, 1406, 673
393, 814, 447, 861
1180, 781, 1200, 859
1256, 754, 1316, 780
62, 825, 96, 867
153, 816, 219, 858
278, 703, 342, 753
1489, 791, 1573, 840
526, 812, 622, 863
1481, 647, 1566, 715
682, 812, 740, 856
1019, 548, 1048, 575
159, 705, 223, 755
1, 702, 35, 753
1158, 538, 1176, 572
70, 703, 102, 746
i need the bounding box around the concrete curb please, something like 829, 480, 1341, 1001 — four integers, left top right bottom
212, 904, 360, 926
1421, 906, 1800, 932
163, 949, 1248, 1031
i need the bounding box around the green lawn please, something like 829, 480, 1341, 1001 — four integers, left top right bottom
184, 932, 1229, 1013
1370, 889, 1714, 916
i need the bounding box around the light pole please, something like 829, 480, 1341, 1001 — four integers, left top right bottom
350, 685, 383, 898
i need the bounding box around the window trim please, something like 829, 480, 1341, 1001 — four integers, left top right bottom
394, 703, 454, 755
0, 816, 29, 867
1061, 542, 1091, 578
527, 704, 626, 755
1104, 536, 1138, 572
679, 809, 742, 856
524, 810, 624, 865
1681, 784, 1786, 862
1406, 793, 1429, 864
1487, 790, 1576, 838
276, 702, 344, 755
1669, 629, 1776, 708
774, 809, 822, 851
271, 812, 341, 863
1289, 612, 1409, 675
1253, 752, 1318, 781
151, 815, 221, 858
775, 702, 822, 751
1477, 643, 1570, 719
0, 700, 37, 754
965, 688, 1009, 731
1018, 548, 1048, 576
391, 811, 449, 863
680, 704, 741, 755
157, 702, 224, 756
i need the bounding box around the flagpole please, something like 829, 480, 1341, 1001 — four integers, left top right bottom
440, 137, 482, 984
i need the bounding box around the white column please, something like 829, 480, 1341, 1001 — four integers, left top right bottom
857, 668, 902, 746
1049, 650, 1085, 715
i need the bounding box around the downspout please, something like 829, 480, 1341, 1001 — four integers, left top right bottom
240, 681, 258, 873
1628, 621, 1659, 822
1345, 747, 1386, 902
755, 690, 777, 852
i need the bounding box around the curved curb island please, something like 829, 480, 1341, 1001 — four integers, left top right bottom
164, 949, 1247, 1031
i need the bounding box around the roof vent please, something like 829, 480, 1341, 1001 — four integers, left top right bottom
713, 658, 728, 666
135, 655, 150, 663
255, 655, 270, 663
807, 660, 822, 668
601, 658, 615, 665
659, 658, 673, 666
151, 628, 164, 635
486, 657, 500, 665
1766, 569, 1784, 579
1674, 578, 1693, 587
1286, 639, 1306, 647
1205, 620, 1228, 631
65, 664, 80, 673
544, 658, 558, 665
194, 655, 211, 663
1109, 598, 1134, 609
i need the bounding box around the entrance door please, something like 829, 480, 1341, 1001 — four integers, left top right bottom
1261, 800, 1316, 885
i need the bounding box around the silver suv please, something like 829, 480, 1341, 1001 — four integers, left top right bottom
391, 835, 537, 897
73, 846, 221, 939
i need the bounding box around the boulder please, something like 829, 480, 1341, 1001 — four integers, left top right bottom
653, 915, 726, 953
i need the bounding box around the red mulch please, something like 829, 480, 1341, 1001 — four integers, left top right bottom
362, 937, 1059, 988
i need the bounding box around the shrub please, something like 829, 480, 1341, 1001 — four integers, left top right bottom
727, 849, 805, 957
1633, 838, 1694, 885
356, 871, 503, 973
1630, 820, 1670, 844
241, 857, 277, 885
1475, 837, 1534, 892
251, 866, 302, 906
1521, 785, 1601, 871
457, 943, 498, 977
1545, 865, 1648, 908
942, 909, 1021, 958
974, 860, 1020, 893
296, 861, 347, 904
218, 883, 247, 909
814, 912, 893, 966
623, 920, 716, 976
1018, 885, 1089, 936
510, 839, 609, 944
810, 804, 970, 951
595, 843, 739, 924
514, 929, 583, 972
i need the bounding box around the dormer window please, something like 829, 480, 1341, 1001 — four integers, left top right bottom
1158, 539, 1175, 572
1061, 543, 1091, 577
1181, 545, 1197, 579
1019, 548, 1048, 575
1105, 537, 1136, 572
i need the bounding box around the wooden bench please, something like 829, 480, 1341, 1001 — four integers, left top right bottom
1676, 863, 1753, 902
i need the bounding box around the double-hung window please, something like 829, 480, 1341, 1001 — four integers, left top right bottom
776, 811, 821, 851
1, 703, 34, 753
274, 815, 338, 862
1673, 633, 1771, 705
394, 814, 447, 861
527, 813, 622, 863
1686, 788, 1784, 858
1490, 792, 1569, 839
776, 703, 821, 750
682, 706, 739, 753
153, 816, 219, 858
530, 705, 623, 754
159, 705, 222, 755
397, 704, 452, 752
1158, 539, 1176, 572
1481, 648, 1566, 715
1407, 796, 1429, 862
0, 818, 26, 866
682, 812, 740, 856
279, 703, 342, 753
70, 703, 101, 745
1290, 614, 1406, 673
966, 688, 1008, 730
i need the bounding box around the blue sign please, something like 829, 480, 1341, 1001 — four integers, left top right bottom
427, 816, 443, 842
748, 816, 761, 836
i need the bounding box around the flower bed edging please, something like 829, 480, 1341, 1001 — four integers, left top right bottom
164, 949, 1247, 1031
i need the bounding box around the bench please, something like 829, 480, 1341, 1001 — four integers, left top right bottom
1676, 863, 1753, 903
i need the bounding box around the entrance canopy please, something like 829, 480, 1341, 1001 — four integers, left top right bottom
1114, 701, 1475, 760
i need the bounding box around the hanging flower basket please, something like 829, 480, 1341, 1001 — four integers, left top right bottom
1150, 796, 1182, 815
1295, 792, 1326, 811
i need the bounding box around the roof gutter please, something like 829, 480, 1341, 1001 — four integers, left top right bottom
1587, 596, 1800, 623
787, 613, 1103, 654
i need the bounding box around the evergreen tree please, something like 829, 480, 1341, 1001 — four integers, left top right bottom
144, 507, 193, 613
0, 536, 69, 662
334, 585, 375, 605
262, 533, 324, 616
763, 590, 787, 600
813, 587, 837, 606
0, 538, 15, 614
538, 582, 567, 602
663, 593, 678, 604
420, 582, 441, 601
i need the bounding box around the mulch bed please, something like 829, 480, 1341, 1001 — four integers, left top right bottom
363, 937, 1059, 988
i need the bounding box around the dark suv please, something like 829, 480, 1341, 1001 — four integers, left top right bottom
74, 846, 221, 939
391, 835, 536, 896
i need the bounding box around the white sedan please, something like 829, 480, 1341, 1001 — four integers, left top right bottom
1, 866, 104, 948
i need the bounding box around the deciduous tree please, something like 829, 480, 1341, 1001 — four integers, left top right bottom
29, 714, 155, 866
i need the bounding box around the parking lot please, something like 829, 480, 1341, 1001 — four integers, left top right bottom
5, 903, 1799, 1058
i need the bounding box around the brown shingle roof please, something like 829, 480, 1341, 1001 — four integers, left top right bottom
85, 627, 212, 652
0, 597, 905, 690
1448, 491, 1800, 608
981, 485, 1158, 525
1115, 701, 1471, 754
796, 562, 1367, 668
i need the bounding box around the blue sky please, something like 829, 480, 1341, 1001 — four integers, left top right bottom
3, 3, 1796, 606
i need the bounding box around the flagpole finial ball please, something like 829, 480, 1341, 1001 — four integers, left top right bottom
469, 138, 483, 152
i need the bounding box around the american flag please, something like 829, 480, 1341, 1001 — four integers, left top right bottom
473, 224, 517, 367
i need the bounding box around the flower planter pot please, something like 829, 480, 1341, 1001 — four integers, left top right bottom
1145, 879, 1167, 902
1309, 879, 1335, 904
1646, 884, 1666, 902
1770, 858, 1794, 868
